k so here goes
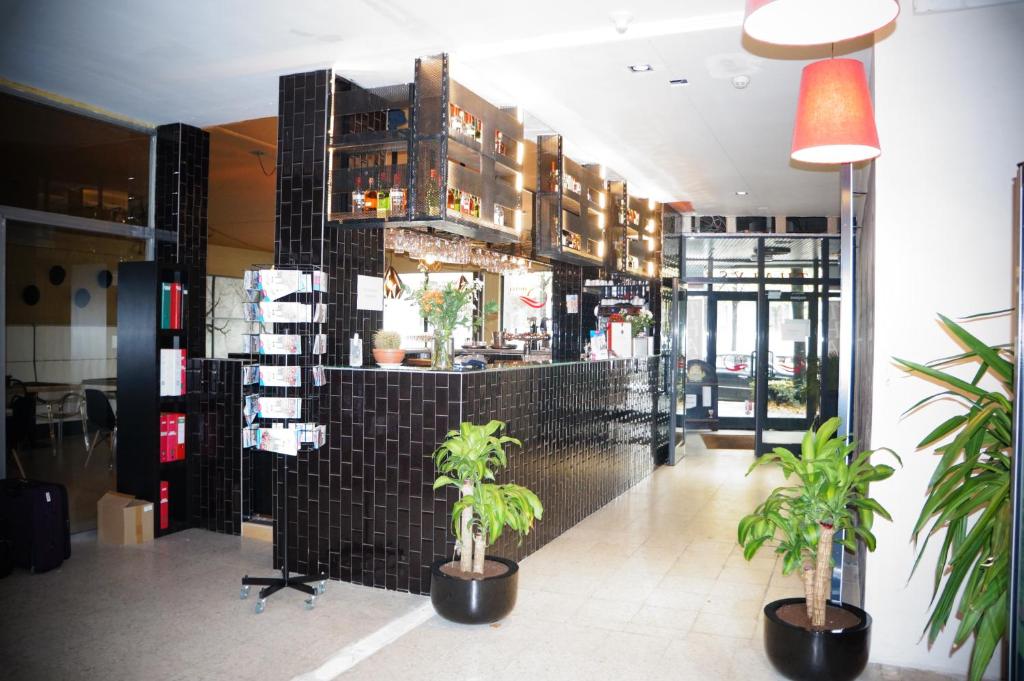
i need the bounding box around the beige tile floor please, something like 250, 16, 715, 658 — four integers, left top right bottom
0, 529, 425, 681
337, 437, 960, 681
0, 435, 959, 680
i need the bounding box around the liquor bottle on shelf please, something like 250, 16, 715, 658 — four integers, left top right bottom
447, 187, 457, 211
390, 173, 405, 214
549, 161, 558, 193
377, 172, 390, 217
494, 205, 505, 226
426, 169, 440, 215
495, 131, 506, 157
460, 190, 471, 215
364, 177, 377, 214
352, 176, 364, 214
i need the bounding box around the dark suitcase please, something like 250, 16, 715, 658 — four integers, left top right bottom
0, 479, 71, 573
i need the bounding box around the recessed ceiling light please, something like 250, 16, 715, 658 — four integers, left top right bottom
669, 78, 689, 87
732, 75, 751, 89
628, 64, 654, 73
736, 191, 749, 196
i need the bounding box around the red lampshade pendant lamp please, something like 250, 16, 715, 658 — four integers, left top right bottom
790, 58, 880, 164
743, 0, 900, 46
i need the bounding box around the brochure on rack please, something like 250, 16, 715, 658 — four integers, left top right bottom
243, 302, 313, 324
258, 365, 302, 387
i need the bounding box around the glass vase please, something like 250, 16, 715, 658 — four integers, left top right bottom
432, 333, 455, 371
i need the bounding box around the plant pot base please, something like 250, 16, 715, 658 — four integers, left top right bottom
430, 556, 518, 624
763, 598, 871, 681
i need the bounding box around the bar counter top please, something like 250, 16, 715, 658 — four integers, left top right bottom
327, 355, 661, 374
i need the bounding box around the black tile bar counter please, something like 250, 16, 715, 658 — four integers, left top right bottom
275, 356, 668, 594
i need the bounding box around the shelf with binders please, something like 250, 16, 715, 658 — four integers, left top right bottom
116, 261, 192, 538
535, 134, 608, 267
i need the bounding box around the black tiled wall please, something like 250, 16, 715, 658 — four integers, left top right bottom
186, 358, 245, 535
550, 262, 584, 361
327, 227, 384, 366
279, 358, 664, 594
155, 122, 209, 357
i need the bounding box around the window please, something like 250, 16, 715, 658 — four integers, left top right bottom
0, 93, 151, 224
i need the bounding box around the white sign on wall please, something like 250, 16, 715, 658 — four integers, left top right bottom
356, 275, 384, 311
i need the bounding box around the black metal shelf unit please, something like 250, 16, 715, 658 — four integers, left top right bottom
327, 78, 415, 225
408, 53, 525, 244
609, 181, 662, 279
534, 134, 608, 266
116, 261, 190, 538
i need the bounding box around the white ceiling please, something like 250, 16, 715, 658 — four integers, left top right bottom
0, 0, 874, 216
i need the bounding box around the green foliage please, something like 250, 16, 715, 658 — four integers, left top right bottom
406, 280, 478, 340
475, 300, 500, 330
432, 420, 543, 548
895, 313, 1012, 681
373, 330, 402, 350
737, 417, 899, 575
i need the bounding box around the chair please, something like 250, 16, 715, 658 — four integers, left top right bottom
37, 391, 83, 456
83, 389, 117, 469
6, 394, 36, 478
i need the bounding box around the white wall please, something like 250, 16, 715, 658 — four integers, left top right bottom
867, 3, 1024, 677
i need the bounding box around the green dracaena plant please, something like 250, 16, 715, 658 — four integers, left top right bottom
895, 313, 1012, 681
432, 420, 543, 575
737, 417, 899, 628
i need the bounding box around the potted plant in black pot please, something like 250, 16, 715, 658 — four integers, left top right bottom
737, 417, 899, 681
429, 420, 542, 624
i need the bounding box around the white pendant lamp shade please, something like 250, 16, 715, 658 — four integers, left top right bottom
743, 0, 900, 46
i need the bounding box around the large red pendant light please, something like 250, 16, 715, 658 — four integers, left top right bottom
791, 58, 880, 164
744, 0, 900, 46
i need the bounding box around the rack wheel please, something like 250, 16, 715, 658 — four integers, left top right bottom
317, 581, 327, 595
305, 595, 316, 610
240, 585, 251, 600
255, 599, 266, 614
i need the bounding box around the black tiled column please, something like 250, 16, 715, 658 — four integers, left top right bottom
550, 262, 583, 361
274, 70, 384, 365
155, 122, 209, 357
186, 358, 245, 535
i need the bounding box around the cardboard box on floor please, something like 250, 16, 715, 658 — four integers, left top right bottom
97, 492, 154, 545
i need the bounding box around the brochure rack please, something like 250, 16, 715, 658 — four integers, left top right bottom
238, 265, 328, 613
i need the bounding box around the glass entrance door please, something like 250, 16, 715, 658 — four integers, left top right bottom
760, 292, 819, 453
713, 294, 758, 429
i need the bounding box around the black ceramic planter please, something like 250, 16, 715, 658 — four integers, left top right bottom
429, 556, 519, 624
763, 598, 871, 681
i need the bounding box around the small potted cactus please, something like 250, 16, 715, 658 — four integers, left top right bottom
372, 330, 405, 367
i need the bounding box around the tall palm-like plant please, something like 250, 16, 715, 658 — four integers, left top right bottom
432, 420, 543, 574
738, 417, 899, 628
895, 314, 1012, 681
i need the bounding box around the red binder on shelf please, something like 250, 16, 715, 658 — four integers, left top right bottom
173, 413, 185, 461
159, 481, 169, 530
158, 414, 167, 463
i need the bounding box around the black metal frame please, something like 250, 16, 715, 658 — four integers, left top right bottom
242, 450, 327, 606
534, 133, 607, 267
669, 234, 841, 457
1009, 161, 1023, 678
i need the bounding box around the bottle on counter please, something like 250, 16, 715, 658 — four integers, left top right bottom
349, 333, 363, 367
